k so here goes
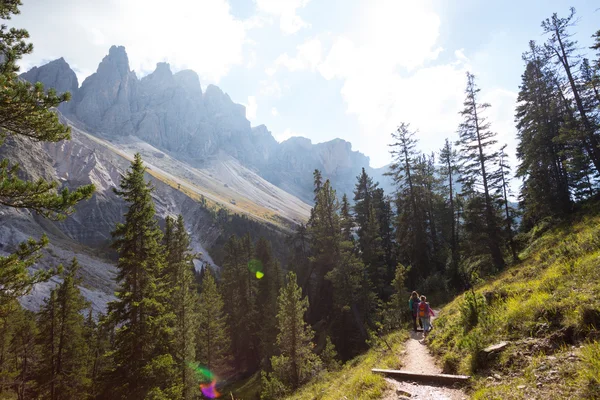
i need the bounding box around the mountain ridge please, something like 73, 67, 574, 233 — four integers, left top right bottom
21, 45, 392, 203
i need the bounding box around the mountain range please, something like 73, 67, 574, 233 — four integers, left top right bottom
21, 45, 392, 203
1, 45, 392, 313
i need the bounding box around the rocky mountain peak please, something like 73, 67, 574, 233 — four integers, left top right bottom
151, 62, 172, 78
103, 45, 132, 77
173, 69, 202, 96
203, 83, 248, 131
20, 56, 78, 100
74, 45, 137, 136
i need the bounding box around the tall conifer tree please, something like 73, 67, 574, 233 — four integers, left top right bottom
261, 272, 321, 398
255, 238, 282, 365
515, 41, 572, 228
456, 72, 505, 271
37, 258, 90, 400
197, 271, 230, 375
307, 179, 340, 323
387, 123, 430, 282
542, 8, 600, 174
439, 138, 460, 282
163, 215, 199, 400
106, 154, 175, 399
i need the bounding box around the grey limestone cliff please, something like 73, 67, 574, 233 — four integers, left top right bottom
21, 46, 392, 203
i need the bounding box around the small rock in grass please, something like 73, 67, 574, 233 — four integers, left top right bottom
493, 373, 502, 380
517, 385, 526, 389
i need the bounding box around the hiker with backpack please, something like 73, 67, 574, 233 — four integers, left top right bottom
418, 295, 435, 337
408, 291, 423, 332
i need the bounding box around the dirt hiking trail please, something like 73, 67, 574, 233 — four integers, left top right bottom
383, 312, 467, 400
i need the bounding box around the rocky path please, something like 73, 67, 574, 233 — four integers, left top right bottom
383, 313, 467, 400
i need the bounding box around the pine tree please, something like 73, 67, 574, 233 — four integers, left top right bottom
439, 138, 460, 284
163, 215, 199, 400
542, 8, 600, 174
219, 235, 259, 372
496, 146, 518, 262
319, 336, 340, 372
287, 223, 311, 291
37, 258, 90, 400
106, 153, 175, 399
581, 58, 600, 107
197, 271, 230, 375
2, 306, 38, 400
261, 272, 321, 398
326, 239, 376, 359
255, 238, 282, 365
87, 313, 113, 399
372, 188, 396, 289
387, 123, 430, 283
417, 153, 445, 271
340, 194, 354, 242
307, 178, 340, 323
0, 302, 38, 399
353, 167, 378, 236
360, 204, 386, 298
353, 169, 387, 296
456, 72, 505, 271
0, 0, 94, 308
515, 41, 572, 228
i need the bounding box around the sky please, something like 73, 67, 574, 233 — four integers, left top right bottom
11, 0, 600, 171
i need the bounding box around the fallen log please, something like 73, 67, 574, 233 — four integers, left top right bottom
371, 369, 470, 385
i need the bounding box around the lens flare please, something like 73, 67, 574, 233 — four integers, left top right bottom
200, 379, 220, 398
189, 363, 220, 398
188, 362, 213, 382
248, 259, 264, 279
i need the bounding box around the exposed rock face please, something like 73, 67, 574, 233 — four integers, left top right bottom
20, 57, 78, 112
0, 129, 223, 313
73, 45, 138, 136
133, 63, 207, 154
21, 46, 392, 203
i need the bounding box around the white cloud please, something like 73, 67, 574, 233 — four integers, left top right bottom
275, 128, 297, 142
454, 48, 468, 62
259, 79, 283, 98
270, 37, 322, 73
246, 50, 258, 68
245, 96, 258, 120
271, 107, 279, 116
255, 0, 311, 34
315, 0, 466, 167
15, 0, 249, 83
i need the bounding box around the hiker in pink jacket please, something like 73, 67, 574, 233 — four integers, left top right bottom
418, 295, 435, 337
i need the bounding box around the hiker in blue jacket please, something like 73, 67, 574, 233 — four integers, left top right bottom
408, 291, 423, 332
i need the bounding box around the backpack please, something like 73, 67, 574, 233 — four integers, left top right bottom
418, 302, 428, 318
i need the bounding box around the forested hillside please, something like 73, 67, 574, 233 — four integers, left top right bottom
1, 1, 599, 400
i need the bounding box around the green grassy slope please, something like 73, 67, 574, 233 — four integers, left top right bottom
285, 331, 407, 400
429, 203, 600, 399
219, 332, 407, 400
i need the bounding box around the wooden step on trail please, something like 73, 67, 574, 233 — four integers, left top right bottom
372, 369, 470, 386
